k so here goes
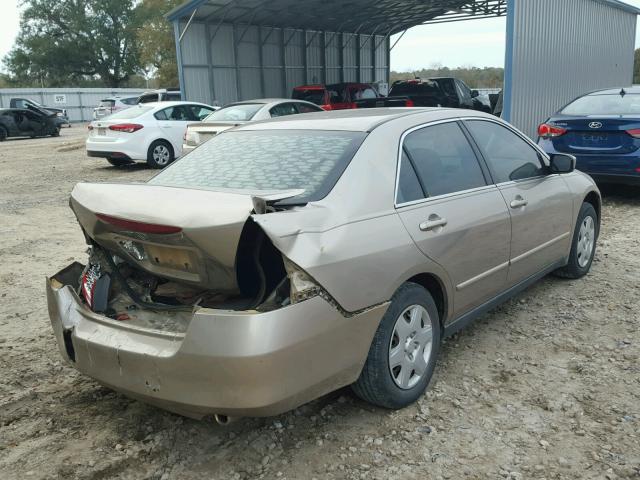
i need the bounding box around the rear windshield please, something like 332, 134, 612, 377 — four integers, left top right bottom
561, 93, 640, 115
292, 89, 326, 105
204, 103, 264, 122
104, 105, 153, 120
389, 82, 441, 96
121, 97, 138, 105
149, 130, 367, 203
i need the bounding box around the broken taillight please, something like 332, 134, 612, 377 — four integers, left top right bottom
95, 213, 182, 234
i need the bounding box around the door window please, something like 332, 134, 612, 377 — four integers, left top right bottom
295, 103, 323, 114
155, 105, 192, 121
189, 105, 215, 121
465, 120, 546, 183
269, 103, 299, 117
397, 121, 487, 202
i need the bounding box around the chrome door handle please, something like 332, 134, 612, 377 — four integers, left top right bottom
419, 216, 448, 231
510, 196, 528, 209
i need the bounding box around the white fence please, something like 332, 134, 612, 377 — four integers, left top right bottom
0, 88, 147, 123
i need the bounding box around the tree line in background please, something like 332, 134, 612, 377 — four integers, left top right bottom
390, 64, 504, 89
0, 0, 181, 89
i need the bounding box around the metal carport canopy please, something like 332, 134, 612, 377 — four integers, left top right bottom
166, 0, 509, 34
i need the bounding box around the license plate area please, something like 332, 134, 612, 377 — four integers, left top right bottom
97, 128, 106, 136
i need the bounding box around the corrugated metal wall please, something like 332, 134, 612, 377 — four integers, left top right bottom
178, 20, 390, 106
0, 88, 146, 122
506, 0, 637, 138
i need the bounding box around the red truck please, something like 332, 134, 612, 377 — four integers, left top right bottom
292, 82, 413, 110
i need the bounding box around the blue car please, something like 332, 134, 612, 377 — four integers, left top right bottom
537, 87, 640, 186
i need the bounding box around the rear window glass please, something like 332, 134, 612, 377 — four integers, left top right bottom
149, 130, 367, 203
561, 94, 640, 115
99, 100, 115, 108
390, 82, 441, 96
105, 105, 153, 120
292, 89, 326, 105
121, 97, 138, 105
204, 104, 263, 122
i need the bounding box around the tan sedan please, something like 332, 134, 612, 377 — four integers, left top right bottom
48, 108, 600, 422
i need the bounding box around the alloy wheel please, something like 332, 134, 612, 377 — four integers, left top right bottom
153, 145, 171, 166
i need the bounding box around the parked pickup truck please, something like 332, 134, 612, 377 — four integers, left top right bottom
292, 82, 413, 110
10, 98, 71, 126
388, 78, 493, 113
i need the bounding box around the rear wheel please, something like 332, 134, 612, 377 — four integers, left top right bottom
0, 126, 7, 141
554, 202, 598, 279
147, 140, 174, 169
352, 282, 441, 409
107, 158, 134, 167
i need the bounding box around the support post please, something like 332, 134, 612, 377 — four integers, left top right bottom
259, 26, 266, 97
205, 22, 216, 104
233, 24, 242, 101
303, 30, 309, 84
280, 28, 287, 98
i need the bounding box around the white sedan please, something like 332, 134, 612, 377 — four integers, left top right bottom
86, 102, 218, 168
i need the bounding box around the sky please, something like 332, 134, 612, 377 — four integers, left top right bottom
1, 0, 640, 73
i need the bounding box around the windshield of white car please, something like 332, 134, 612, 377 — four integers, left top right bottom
561, 93, 640, 115
104, 105, 153, 120
203, 104, 264, 122
149, 129, 367, 203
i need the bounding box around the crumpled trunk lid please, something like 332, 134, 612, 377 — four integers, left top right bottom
71, 182, 256, 293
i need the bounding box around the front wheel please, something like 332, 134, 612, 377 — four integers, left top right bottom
147, 140, 174, 169
554, 202, 598, 279
352, 282, 441, 409
0, 126, 7, 141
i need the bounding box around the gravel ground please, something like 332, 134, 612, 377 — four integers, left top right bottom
0, 128, 639, 480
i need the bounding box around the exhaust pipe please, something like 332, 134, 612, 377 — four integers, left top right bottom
214, 414, 238, 426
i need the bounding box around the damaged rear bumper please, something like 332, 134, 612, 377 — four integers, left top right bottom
47, 266, 387, 418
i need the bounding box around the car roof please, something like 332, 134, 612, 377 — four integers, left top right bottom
134, 101, 212, 109
223, 98, 318, 107
586, 86, 640, 95
235, 107, 483, 132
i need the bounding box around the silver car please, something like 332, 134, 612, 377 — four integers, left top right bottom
182, 98, 323, 154
48, 108, 600, 422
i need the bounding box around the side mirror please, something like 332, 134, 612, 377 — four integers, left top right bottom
471, 90, 479, 98
550, 154, 576, 174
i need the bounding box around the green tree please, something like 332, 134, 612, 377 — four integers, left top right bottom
4, 0, 141, 87
136, 0, 182, 87
634, 48, 640, 84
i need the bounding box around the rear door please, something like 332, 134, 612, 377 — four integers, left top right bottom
395, 120, 511, 317
464, 119, 573, 284
154, 105, 197, 156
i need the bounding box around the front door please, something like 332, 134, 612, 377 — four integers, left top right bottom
464, 119, 574, 283
395, 120, 511, 317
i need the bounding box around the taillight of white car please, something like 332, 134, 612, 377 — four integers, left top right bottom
108, 124, 144, 133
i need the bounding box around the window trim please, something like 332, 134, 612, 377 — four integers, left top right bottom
460, 116, 552, 187
394, 118, 492, 208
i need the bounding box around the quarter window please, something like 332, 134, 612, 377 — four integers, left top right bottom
398, 121, 487, 202
270, 103, 299, 117
465, 120, 545, 183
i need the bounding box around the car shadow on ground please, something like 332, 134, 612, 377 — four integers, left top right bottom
598, 184, 640, 205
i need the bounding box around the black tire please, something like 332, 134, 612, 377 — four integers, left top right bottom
0, 126, 7, 141
352, 282, 441, 409
51, 127, 61, 137
554, 202, 599, 279
146, 140, 174, 169
107, 158, 134, 167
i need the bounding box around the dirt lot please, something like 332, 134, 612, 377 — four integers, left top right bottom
0, 128, 639, 480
